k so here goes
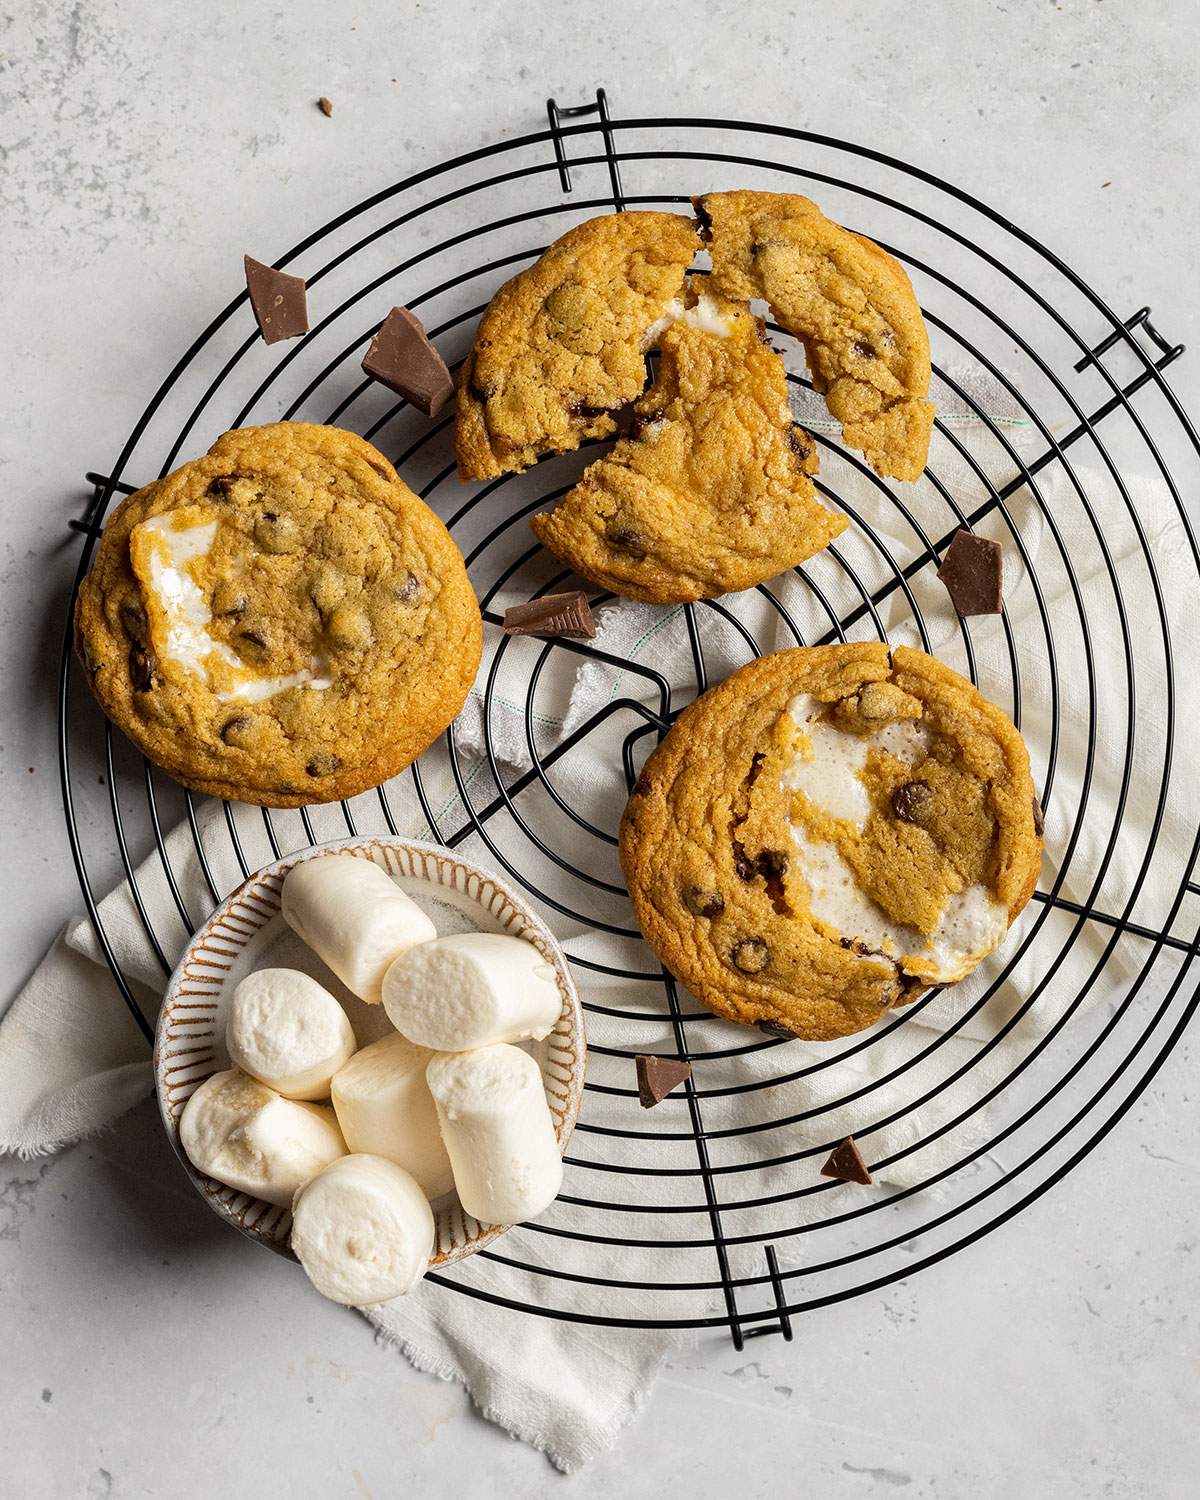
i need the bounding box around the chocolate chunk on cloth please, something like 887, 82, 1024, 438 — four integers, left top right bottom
244, 256, 309, 345
635, 1054, 692, 1108
503, 591, 596, 639
820, 1136, 873, 1185
317, 96, 333, 116
937, 529, 1003, 615
362, 307, 454, 417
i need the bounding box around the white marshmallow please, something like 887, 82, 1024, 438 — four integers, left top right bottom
226, 968, 357, 1100
281, 856, 436, 1004
290, 1154, 434, 1306
382, 933, 561, 1051
426, 1045, 563, 1226
179, 1069, 346, 1207
331, 1032, 455, 1199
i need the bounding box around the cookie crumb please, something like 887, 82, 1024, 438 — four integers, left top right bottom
317, 96, 333, 117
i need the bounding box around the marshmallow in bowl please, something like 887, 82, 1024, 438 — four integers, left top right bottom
381, 932, 561, 1051
290, 1154, 435, 1306
179, 1068, 346, 1206
330, 1032, 455, 1199
226, 968, 356, 1100
425, 1044, 563, 1225
281, 855, 436, 1003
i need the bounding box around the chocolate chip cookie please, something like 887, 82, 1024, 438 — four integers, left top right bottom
75, 422, 482, 807
529, 285, 846, 602
696, 190, 935, 482
455, 211, 700, 481
620, 644, 1041, 1040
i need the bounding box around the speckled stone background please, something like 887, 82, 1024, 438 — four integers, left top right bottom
2, 3, 1198, 1496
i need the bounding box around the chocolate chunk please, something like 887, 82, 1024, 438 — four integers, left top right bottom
635, 1054, 692, 1108
684, 887, 725, 918
211, 581, 248, 619
732, 937, 769, 974
691, 195, 713, 237
820, 1136, 873, 1185
755, 849, 788, 881
244, 256, 309, 345
891, 780, 933, 824
937, 530, 1003, 616
1032, 794, 1045, 838
219, 714, 253, 746
253, 510, 298, 553
237, 628, 269, 659
503, 591, 596, 640
756, 1018, 797, 1041
393, 571, 421, 603
317, 96, 333, 117
566, 397, 619, 422
361, 306, 454, 417
607, 524, 647, 558
631, 773, 652, 797
129, 644, 154, 691
852, 339, 877, 360
119, 601, 147, 643
207, 473, 251, 498
305, 753, 343, 777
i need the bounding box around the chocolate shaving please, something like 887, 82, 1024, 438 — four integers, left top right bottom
820, 1137, 873, 1185
503, 591, 596, 640
244, 256, 309, 345
317, 96, 333, 117
937, 529, 1003, 616
362, 306, 454, 416
1032, 794, 1045, 837
635, 1054, 692, 1108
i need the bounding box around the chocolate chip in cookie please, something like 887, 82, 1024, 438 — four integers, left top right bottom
732, 937, 769, 973
607, 522, 647, 558
891, 780, 933, 824
683, 887, 725, 918
756, 1018, 797, 1041
305, 753, 343, 778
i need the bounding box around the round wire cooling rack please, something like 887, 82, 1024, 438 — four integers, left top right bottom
59, 92, 1200, 1348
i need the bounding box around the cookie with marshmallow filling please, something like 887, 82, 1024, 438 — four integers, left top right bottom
74, 421, 481, 806
619, 644, 1041, 1040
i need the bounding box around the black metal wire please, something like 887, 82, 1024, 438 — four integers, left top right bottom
59, 95, 1200, 1344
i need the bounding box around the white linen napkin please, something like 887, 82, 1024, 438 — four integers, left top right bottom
4, 391, 1197, 1470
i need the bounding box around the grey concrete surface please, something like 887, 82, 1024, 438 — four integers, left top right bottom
2, 2, 1198, 1495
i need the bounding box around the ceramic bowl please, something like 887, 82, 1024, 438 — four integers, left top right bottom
154, 835, 586, 1266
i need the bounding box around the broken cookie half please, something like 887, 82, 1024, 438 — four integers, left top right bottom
696, 190, 935, 482
455, 211, 701, 481
529, 284, 846, 603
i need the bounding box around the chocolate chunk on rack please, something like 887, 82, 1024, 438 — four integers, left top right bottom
503, 591, 596, 639
244, 256, 309, 344
937, 529, 1003, 615
635, 1054, 692, 1108
820, 1136, 873, 1185
362, 306, 454, 417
